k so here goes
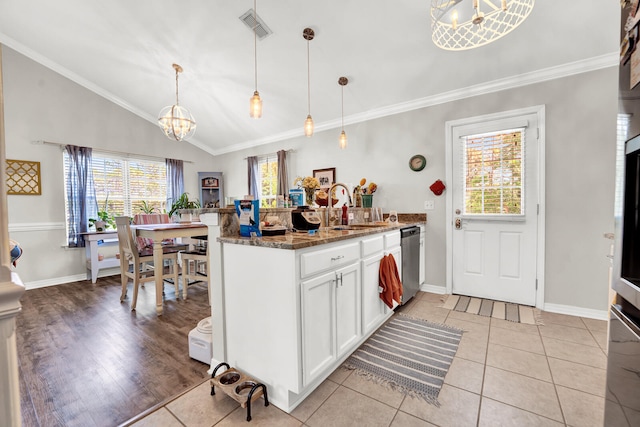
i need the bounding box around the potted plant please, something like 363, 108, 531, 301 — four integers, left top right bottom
89, 197, 116, 232
136, 200, 156, 214
168, 192, 201, 221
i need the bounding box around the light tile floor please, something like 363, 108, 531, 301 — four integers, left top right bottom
126, 292, 609, 427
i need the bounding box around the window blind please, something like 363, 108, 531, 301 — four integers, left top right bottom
462, 128, 525, 216
64, 151, 167, 220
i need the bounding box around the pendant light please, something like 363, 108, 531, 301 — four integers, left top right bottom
249, 0, 262, 118
303, 28, 315, 137
431, 0, 534, 51
158, 63, 196, 141
338, 77, 348, 149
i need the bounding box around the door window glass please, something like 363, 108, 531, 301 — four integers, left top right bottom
463, 129, 524, 215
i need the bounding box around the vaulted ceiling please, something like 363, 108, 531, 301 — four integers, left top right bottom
0, 1, 619, 155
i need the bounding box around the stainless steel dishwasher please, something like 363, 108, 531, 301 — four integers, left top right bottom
400, 226, 420, 304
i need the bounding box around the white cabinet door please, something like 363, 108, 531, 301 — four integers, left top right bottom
361, 253, 386, 334
301, 271, 336, 385
335, 263, 361, 356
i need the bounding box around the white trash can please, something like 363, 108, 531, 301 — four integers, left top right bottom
188, 317, 213, 364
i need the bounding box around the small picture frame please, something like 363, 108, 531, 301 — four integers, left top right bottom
313, 168, 336, 190
202, 177, 219, 189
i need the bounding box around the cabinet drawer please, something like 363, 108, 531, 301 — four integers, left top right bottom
361, 236, 384, 258
301, 242, 360, 278
384, 231, 401, 249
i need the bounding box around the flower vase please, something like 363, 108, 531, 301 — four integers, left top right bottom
362, 194, 373, 208
94, 220, 106, 232
305, 188, 315, 207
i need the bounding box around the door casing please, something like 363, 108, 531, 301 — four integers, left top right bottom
445, 105, 546, 309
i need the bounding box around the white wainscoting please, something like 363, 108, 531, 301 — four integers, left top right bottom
8, 222, 66, 232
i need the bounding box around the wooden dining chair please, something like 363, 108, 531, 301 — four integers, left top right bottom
116, 216, 181, 311
180, 237, 210, 302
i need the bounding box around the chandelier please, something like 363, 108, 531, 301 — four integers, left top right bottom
431, 0, 535, 51
158, 63, 196, 141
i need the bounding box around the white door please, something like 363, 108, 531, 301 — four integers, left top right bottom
449, 111, 541, 306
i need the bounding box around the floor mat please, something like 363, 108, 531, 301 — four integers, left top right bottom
442, 294, 542, 325
345, 315, 463, 406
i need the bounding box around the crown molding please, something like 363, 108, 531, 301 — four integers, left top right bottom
211, 52, 618, 155
1, 31, 616, 157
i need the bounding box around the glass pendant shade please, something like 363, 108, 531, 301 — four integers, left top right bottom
339, 130, 347, 150
250, 91, 262, 118
304, 115, 314, 137
158, 105, 196, 141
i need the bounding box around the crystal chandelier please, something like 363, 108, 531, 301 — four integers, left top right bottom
431, 0, 535, 51
158, 63, 196, 141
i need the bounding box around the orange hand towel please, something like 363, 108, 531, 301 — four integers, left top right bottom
379, 254, 403, 309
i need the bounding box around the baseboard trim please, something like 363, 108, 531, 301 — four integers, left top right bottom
24, 270, 119, 290
543, 303, 608, 321
420, 284, 447, 294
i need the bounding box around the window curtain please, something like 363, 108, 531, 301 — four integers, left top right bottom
65, 145, 95, 247
276, 149, 289, 196
166, 158, 184, 209
247, 156, 259, 199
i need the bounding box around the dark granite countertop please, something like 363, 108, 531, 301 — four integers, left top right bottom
217, 221, 425, 250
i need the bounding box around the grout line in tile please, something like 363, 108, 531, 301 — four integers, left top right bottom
476, 318, 493, 427
291, 379, 342, 424
486, 342, 554, 384
340, 383, 402, 413
387, 409, 400, 427
481, 396, 570, 427
539, 323, 568, 426
164, 406, 188, 427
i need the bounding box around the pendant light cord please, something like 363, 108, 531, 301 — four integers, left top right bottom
341, 85, 344, 130
254, 0, 258, 92
307, 38, 311, 115
175, 68, 180, 106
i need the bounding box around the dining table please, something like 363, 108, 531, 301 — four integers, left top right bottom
133, 222, 208, 315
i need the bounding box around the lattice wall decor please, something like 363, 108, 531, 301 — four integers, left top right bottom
6, 159, 41, 195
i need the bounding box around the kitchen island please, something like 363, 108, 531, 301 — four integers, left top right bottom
217, 221, 424, 413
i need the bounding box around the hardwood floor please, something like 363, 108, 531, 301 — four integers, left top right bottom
16, 275, 212, 427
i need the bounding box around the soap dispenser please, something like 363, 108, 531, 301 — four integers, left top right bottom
341, 204, 349, 225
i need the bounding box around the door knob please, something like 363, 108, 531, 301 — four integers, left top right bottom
455, 218, 462, 229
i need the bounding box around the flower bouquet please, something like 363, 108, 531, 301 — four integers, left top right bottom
294, 176, 320, 206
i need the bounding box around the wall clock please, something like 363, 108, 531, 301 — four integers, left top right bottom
409, 155, 426, 171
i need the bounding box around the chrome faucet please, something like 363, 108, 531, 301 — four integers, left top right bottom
329, 183, 352, 207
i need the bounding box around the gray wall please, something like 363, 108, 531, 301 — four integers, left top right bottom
4, 42, 618, 313
217, 67, 618, 313
3, 47, 218, 286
